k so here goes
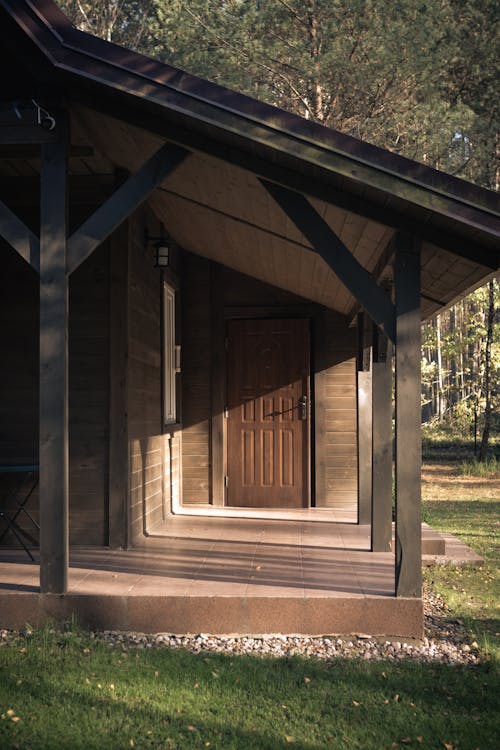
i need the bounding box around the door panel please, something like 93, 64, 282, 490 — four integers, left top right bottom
226, 319, 309, 508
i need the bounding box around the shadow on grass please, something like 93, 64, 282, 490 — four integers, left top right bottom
0, 636, 499, 750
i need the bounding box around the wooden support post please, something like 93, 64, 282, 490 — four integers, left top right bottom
0, 127, 59, 145
108, 221, 130, 548
39, 114, 69, 594
357, 313, 372, 525
210, 263, 225, 506
371, 325, 393, 551
394, 234, 422, 597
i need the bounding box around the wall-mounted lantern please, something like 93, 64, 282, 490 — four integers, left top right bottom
145, 227, 171, 268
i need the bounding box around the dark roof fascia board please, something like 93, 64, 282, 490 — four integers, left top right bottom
26, 5, 500, 217
2, 0, 499, 264
2, 0, 64, 59
10, 2, 496, 217
38, 45, 500, 247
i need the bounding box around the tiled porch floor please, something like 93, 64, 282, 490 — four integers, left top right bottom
141, 514, 393, 598
0, 515, 425, 636
0, 515, 392, 597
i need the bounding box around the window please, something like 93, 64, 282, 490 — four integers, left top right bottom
163, 282, 178, 425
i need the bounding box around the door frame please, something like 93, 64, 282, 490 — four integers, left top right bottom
210, 305, 314, 508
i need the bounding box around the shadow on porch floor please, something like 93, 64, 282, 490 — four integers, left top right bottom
0, 516, 427, 637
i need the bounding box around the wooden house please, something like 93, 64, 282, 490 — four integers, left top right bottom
0, 0, 498, 636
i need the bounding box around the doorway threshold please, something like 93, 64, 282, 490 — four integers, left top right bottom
172, 503, 357, 524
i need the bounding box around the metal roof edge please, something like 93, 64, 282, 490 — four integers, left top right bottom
2, 0, 500, 233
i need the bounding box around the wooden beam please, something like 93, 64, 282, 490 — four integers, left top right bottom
421, 291, 447, 306
67, 143, 190, 275
79, 93, 498, 271
371, 326, 393, 552
0, 126, 59, 144
0, 175, 116, 209
0, 144, 94, 159
261, 180, 396, 341
39, 113, 69, 594
394, 233, 422, 597
357, 313, 372, 525
347, 234, 395, 324
0, 198, 39, 272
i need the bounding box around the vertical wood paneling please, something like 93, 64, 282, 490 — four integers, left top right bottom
0, 242, 39, 468
210, 263, 225, 505
181, 253, 211, 503
69, 242, 110, 546
314, 309, 358, 508
0, 234, 111, 548
108, 221, 129, 548
127, 209, 164, 542
0, 236, 40, 550
357, 312, 372, 525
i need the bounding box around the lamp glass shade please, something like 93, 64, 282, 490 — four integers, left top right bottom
155, 243, 170, 267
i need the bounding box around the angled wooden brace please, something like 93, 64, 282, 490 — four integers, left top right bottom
261, 179, 396, 342
0, 198, 40, 272
67, 143, 190, 275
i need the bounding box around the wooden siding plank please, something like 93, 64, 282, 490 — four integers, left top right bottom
313, 310, 327, 507
69, 242, 110, 546
181, 254, 211, 505
126, 210, 164, 541
357, 312, 372, 525
315, 310, 357, 508
210, 263, 225, 506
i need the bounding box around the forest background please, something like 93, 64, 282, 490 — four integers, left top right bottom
57, 0, 499, 456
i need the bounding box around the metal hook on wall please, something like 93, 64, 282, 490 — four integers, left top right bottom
31, 99, 56, 131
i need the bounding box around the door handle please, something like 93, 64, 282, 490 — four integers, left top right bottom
298, 395, 308, 420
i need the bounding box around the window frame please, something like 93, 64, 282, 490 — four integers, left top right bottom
162, 279, 179, 426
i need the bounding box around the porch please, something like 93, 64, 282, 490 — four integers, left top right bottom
1, 514, 431, 637
1, 0, 498, 641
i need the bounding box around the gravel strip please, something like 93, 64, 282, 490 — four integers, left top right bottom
0, 583, 480, 665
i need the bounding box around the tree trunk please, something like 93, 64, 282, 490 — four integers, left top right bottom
449, 306, 457, 406
458, 300, 465, 401
436, 314, 445, 418
479, 280, 495, 461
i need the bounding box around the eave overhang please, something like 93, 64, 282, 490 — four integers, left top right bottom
0, 0, 498, 320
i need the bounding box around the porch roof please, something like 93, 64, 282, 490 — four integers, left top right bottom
1, 0, 499, 319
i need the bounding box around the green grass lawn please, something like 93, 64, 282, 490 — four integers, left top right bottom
1, 628, 499, 750
422, 457, 500, 663
1, 442, 499, 749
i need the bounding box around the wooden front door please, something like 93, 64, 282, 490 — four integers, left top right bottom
226, 319, 310, 508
